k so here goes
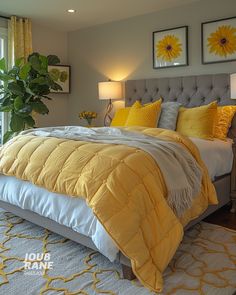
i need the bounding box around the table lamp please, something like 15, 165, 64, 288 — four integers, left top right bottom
98, 80, 123, 126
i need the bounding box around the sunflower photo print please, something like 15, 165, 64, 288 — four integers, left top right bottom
157, 35, 182, 62
202, 16, 236, 63
153, 26, 188, 69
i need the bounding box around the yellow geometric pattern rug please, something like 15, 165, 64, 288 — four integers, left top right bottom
0, 209, 235, 295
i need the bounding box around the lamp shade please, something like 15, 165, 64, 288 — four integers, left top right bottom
98, 81, 122, 100
231, 74, 236, 99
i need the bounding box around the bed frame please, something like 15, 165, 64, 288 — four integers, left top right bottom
0, 73, 235, 280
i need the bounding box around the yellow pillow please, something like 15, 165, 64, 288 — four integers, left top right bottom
125, 99, 162, 127
176, 102, 217, 140
111, 107, 130, 126
214, 106, 236, 140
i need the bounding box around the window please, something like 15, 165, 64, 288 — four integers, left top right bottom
0, 27, 8, 144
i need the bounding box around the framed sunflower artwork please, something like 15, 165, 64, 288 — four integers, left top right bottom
202, 16, 236, 64
153, 26, 188, 69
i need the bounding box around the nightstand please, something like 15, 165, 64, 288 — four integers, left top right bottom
230, 143, 236, 213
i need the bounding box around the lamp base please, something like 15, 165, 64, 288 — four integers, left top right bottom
104, 99, 113, 126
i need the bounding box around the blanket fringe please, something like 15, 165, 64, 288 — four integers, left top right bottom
167, 184, 201, 218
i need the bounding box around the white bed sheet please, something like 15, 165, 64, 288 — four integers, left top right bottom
190, 137, 233, 180
0, 175, 119, 262
0, 137, 233, 264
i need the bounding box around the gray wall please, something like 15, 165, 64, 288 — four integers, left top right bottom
32, 23, 69, 127
68, 0, 236, 126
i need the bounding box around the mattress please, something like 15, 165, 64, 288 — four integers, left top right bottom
190, 137, 233, 180
0, 137, 232, 263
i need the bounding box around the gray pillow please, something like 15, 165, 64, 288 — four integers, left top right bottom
158, 102, 181, 130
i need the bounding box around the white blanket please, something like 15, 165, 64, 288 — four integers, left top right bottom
21, 126, 203, 216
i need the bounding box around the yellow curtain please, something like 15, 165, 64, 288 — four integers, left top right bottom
8, 16, 33, 67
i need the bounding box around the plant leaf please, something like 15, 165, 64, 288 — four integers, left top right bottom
8, 82, 24, 96
39, 55, 48, 70
0, 58, 6, 72
30, 101, 49, 114
28, 54, 41, 71
51, 82, 62, 91
31, 77, 50, 85
47, 55, 60, 65
16, 104, 32, 117
24, 115, 35, 127
10, 113, 25, 132
25, 87, 35, 96
19, 63, 31, 80
0, 96, 11, 106
8, 66, 19, 76
15, 57, 24, 67
0, 105, 13, 112
0, 73, 14, 82
14, 96, 24, 110
38, 84, 51, 95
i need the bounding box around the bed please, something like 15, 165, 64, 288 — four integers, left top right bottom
125, 73, 236, 214
0, 73, 235, 292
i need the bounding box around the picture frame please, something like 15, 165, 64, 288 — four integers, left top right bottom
48, 65, 71, 94
152, 26, 188, 69
201, 16, 236, 64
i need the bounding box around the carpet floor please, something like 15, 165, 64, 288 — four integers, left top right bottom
0, 209, 235, 295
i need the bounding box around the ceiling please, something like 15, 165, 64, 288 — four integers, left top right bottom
0, 0, 199, 32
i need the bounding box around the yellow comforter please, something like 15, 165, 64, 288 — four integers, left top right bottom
0, 127, 217, 292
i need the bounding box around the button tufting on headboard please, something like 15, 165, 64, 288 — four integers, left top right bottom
125, 74, 233, 108
125, 74, 236, 139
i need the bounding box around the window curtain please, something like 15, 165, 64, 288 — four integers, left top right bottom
8, 16, 33, 67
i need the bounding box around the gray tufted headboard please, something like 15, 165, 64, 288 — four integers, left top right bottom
125, 74, 236, 139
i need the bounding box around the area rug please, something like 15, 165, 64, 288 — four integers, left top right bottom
0, 209, 235, 295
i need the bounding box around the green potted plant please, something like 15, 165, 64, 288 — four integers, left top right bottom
0, 52, 62, 143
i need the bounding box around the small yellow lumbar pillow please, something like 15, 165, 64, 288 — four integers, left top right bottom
111, 107, 130, 126
177, 102, 217, 140
125, 99, 162, 127
214, 105, 236, 140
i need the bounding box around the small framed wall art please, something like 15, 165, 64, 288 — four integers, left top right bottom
48, 65, 71, 93
202, 16, 236, 64
153, 26, 188, 69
